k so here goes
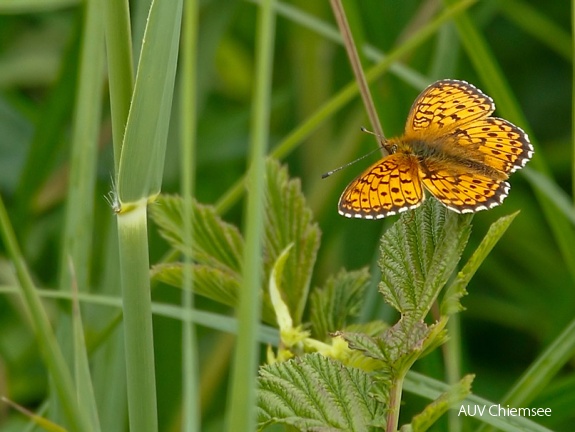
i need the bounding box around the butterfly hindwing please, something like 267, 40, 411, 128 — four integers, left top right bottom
421, 169, 510, 213
450, 117, 533, 174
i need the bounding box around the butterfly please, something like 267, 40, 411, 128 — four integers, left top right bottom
338, 79, 534, 219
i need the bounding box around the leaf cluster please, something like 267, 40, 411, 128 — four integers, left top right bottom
151, 158, 523, 431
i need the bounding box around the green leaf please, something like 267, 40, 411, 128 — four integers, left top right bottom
338, 317, 448, 377
378, 198, 472, 319
269, 244, 295, 333
263, 158, 321, 324
151, 159, 322, 327
310, 268, 371, 340
402, 375, 474, 432
149, 194, 273, 324
152, 263, 240, 309
340, 319, 434, 368
257, 353, 385, 431
441, 211, 518, 316
151, 195, 244, 273
117, 0, 183, 204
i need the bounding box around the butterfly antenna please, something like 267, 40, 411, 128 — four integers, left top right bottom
321, 144, 384, 179
360, 126, 384, 138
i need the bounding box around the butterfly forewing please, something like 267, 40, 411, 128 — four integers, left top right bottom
405, 80, 495, 134
338, 153, 424, 219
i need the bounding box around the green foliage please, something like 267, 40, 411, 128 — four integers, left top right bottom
309, 268, 371, 341
1, 1, 573, 431
378, 198, 472, 320
151, 156, 534, 431
263, 159, 321, 324
257, 353, 385, 432
151, 158, 321, 326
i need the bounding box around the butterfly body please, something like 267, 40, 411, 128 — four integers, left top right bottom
338, 80, 533, 219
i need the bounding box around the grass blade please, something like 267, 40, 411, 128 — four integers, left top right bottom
226, 0, 276, 430
180, 0, 201, 429
0, 197, 87, 431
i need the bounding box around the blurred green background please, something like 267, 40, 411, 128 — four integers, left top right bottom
0, 0, 573, 431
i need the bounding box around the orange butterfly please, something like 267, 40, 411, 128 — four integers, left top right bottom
338, 79, 533, 219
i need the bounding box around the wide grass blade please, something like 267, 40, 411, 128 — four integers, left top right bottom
113, 1, 183, 431
116, 0, 182, 204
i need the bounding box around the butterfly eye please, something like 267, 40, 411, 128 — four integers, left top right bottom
387, 144, 398, 154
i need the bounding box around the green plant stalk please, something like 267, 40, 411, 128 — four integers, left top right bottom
446, 314, 462, 432
117, 204, 158, 432
0, 196, 87, 432
214, 0, 476, 215
0, 285, 281, 345
386, 375, 404, 432
114, 1, 182, 428
180, 0, 201, 429
226, 0, 276, 430
103, 0, 134, 171
331, 0, 385, 141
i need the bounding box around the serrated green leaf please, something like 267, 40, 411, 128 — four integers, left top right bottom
310, 268, 371, 340
379, 198, 472, 319
339, 317, 448, 374
441, 211, 518, 316
151, 263, 239, 308
403, 375, 474, 432
150, 195, 244, 273
257, 353, 384, 432
263, 158, 321, 324
340, 319, 429, 367
345, 321, 389, 337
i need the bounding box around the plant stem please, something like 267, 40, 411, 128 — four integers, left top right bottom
386, 375, 404, 432
225, 0, 276, 430
118, 204, 158, 432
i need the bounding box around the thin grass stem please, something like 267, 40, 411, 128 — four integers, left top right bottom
226, 0, 276, 430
